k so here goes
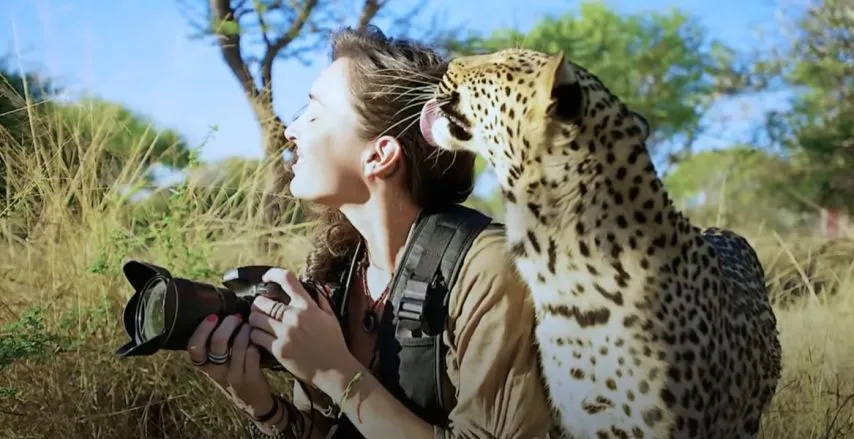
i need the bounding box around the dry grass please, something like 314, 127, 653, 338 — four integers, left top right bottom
0, 98, 314, 438
2, 97, 853, 439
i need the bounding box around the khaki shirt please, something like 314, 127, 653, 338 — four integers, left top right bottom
290, 225, 557, 438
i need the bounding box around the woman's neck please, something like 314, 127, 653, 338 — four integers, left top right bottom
339, 193, 421, 276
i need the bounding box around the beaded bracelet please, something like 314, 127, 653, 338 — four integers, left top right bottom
247, 421, 290, 439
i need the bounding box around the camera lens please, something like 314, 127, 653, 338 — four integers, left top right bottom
136, 276, 168, 342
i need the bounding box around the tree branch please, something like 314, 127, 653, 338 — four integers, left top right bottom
210, 0, 259, 98
254, 4, 272, 47
356, 0, 385, 31
260, 0, 318, 91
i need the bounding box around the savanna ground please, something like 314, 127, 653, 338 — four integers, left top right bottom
1, 97, 853, 439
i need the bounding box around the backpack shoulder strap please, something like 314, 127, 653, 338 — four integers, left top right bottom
391, 204, 493, 337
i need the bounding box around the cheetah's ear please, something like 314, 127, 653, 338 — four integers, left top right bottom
547, 51, 583, 123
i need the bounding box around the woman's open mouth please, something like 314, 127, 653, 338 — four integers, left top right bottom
288, 145, 302, 170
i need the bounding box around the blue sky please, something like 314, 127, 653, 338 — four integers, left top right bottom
2, 0, 789, 192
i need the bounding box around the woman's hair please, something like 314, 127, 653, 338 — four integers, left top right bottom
301, 25, 477, 286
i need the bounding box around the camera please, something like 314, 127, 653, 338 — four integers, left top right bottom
114, 260, 319, 370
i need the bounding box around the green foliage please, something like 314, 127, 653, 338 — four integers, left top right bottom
211, 17, 241, 36
756, 0, 854, 213
664, 147, 806, 229
0, 299, 112, 397
19, 97, 193, 186
88, 150, 219, 282
0, 307, 61, 371
183, 156, 266, 218
450, 1, 748, 210
125, 154, 309, 237
146, 180, 218, 280
52, 98, 192, 171
450, 1, 744, 154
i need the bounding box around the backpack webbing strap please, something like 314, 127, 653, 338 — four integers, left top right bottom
393, 204, 493, 336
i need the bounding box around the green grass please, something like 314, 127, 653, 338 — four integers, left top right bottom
1, 92, 853, 439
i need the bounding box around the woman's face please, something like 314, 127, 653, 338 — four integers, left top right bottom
285, 57, 372, 207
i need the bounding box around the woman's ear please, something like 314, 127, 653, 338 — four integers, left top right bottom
363, 135, 403, 179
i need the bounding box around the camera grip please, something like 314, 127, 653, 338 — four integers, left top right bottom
259, 280, 321, 305
259, 281, 291, 305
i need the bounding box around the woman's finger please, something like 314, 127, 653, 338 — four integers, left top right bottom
248, 306, 286, 336
186, 314, 219, 366
252, 295, 292, 323
249, 327, 278, 355
244, 345, 266, 386
227, 324, 251, 385
205, 314, 242, 373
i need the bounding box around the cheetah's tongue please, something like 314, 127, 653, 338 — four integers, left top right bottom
419, 99, 439, 148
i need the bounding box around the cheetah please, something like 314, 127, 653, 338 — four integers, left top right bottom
417, 49, 782, 438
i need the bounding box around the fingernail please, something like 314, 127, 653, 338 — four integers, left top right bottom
206, 314, 217, 322
233, 313, 242, 321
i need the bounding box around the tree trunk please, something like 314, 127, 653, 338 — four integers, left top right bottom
246, 92, 295, 254
250, 95, 292, 226
261, 125, 292, 227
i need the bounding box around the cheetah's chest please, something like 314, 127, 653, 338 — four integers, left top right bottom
518, 266, 673, 439
504, 208, 674, 437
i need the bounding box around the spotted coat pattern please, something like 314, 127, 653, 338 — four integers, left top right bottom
421, 48, 783, 439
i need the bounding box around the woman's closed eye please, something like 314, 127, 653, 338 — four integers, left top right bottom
290, 103, 308, 123
303, 104, 321, 124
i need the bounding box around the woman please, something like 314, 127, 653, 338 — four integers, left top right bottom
185, 26, 557, 438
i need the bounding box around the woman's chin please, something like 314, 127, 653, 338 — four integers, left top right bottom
289, 174, 311, 199
290, 174, 326, 203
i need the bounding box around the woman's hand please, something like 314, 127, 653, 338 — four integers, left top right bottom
248, 268, 360, 397
186, 313, 279, 421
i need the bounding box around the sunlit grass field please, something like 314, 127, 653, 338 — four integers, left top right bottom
1, 95, 853, 439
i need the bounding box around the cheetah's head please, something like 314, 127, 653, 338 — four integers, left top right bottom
419, 48, 649, 176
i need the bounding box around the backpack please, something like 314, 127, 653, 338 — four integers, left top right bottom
326, 203, 496, 438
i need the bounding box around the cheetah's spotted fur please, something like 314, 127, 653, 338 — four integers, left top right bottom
418, 49, 783, 438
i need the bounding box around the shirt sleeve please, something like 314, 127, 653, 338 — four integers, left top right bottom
437, 226, 557, 439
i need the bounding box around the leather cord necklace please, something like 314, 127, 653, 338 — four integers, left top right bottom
358, 210, 420, 333
359, 254, 392, 333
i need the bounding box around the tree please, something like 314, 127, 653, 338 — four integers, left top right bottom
175, 0, 448, 230
756, 0, 854, 215
447, 1, 749, 212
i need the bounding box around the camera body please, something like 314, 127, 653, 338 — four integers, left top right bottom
115, 260, 319, 370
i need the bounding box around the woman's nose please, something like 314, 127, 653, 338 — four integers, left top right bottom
284, 124, 297, 143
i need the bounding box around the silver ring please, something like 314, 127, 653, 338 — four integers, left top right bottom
207, 349, 231, 365
271, 301, 288, 321
191, 356, 207, 367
